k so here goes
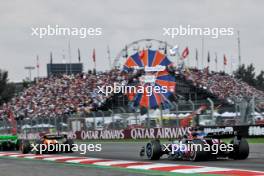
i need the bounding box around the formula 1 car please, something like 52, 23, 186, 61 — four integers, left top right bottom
20, 133, 74, 154
0, 134, 20, 151
139, 133, 249, 161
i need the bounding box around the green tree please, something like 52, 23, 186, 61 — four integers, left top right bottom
22, 79, 30, 89
256, 71, 264, 91
234, 64, 256, 87
0, 69, 15, 105
234, 64, 246, 80
245, 64, 256, 86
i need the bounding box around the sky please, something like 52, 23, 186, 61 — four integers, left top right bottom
0, 0, 263, 82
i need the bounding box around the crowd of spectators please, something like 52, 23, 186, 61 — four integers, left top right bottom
0, 70, 126, 119
1, 67, 264, 120
184, 68, 264, 103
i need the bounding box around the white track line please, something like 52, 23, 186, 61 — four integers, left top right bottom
23, 155, 52, 159
127, 163, 179, 169
42, 156, 78, 161
8, 154, 35, 158
65, 158, 102, 163
94, 160, 141, 166
172, 167, 234, 173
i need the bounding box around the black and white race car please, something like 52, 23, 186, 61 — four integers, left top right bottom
140, 132, 249, 161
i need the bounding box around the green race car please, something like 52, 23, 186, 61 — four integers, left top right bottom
0, 135, 20, 151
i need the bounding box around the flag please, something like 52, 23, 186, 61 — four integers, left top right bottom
124, 45, 128, 58
169, 45, 179, 56
224, 54, 227, 65
78, 48, 81, 62
195, 49, 198, 61
107, 45, 110, 55
36, 55, 39, 68
50, 52, 53, 64
207, 51, 210, 63
164, 42, 167, 55
92, 48, 96, 63
181, 47, 189, 59
215, 52, 217, 63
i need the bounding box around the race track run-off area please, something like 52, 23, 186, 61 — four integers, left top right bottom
0, 152, 264, 176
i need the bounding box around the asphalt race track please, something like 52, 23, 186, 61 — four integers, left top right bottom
73, 142, 264, 171
0, 158, 148, 176
0, 142, 263, 176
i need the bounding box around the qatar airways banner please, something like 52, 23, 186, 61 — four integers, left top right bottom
69, 125, 264, 140
18, 125, 264, 140
70, 127, 191, 140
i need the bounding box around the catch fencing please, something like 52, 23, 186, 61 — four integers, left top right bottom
0, 99, 264, 134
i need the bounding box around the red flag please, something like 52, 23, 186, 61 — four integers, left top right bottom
92, 48, 96, 63
181, 47, 189, 59
224, 54, 227, 65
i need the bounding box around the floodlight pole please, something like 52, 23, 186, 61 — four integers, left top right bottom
107, 45, 112, 70
237, 31, 241, 68
24, 66, 35, 82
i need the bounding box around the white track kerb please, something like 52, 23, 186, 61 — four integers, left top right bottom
0, 152, 263, 176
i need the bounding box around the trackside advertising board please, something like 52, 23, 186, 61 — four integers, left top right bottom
18, 125, 264, 140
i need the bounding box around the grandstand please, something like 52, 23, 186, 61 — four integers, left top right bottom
0, 67, 263, 122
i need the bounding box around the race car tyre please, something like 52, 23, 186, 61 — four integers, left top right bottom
146, 140, 162, 160
229, 138, 249, 160
64, 139, 74, 153
1, 142, 10, 151
16, 139, 21, 151
34, 139, 42, 154
0, 144, 4, 151
189, 139, 208, 161
21, 140, 31, 154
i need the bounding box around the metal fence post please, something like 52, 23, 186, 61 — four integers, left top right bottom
98, 110, 105, 129
30, 118, 34, 133
147, 106, 150, 128
119, 107, 127, 129
92, 112, 96, 130
159, 104, 163, 128
189, 100, 195, 111
172, 102, 178, 114
207, 98, 214, 120
251, 96, 255, 124
135, 112, 138, 126
109, 110, 114, 129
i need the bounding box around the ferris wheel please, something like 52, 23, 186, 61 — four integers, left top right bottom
113, 39, 175, 68
117, 39, 177, 109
